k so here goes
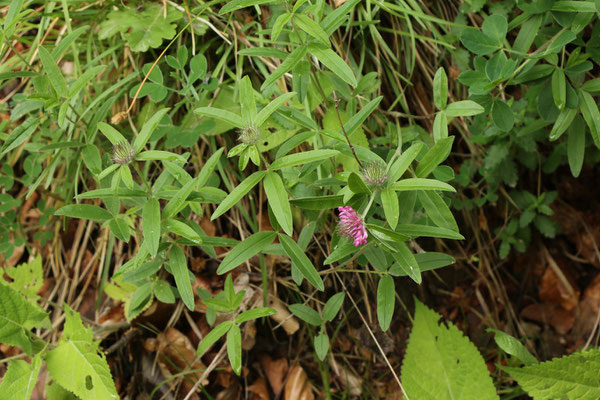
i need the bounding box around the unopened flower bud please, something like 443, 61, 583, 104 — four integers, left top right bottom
238, 125, 261, 145
362, 160, 387, 187
112, 141, 135, 165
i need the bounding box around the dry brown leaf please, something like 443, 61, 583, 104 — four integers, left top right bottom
248, 377, 271, 400
149, 327, 208, 392
259, 354, 288, 397
284, 364, 314, 400
329, 357, 362, 396
574, 274, 600, 337
269, 298, 299, 335
539, 264, 579, 311
521, 303, 575, 335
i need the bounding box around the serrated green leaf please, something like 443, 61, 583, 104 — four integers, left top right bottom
169, 246, 195, 311
504, 348, 600, 400
401, 301, 499, 400
279, 234, 324, 291
289, 303, 323, 325
45, 307, 119, 400
217, 231, 276, 274
377, 275, 395, 331
264, 172, 293, 235
0, 356, 41, 399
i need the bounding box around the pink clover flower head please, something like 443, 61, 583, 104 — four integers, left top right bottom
337, 206, 368, 247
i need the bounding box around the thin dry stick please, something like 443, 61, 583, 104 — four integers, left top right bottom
332, 91, 364, 169
333, 272, 410, 399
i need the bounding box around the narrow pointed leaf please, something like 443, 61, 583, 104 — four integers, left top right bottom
279, 234, 324, 291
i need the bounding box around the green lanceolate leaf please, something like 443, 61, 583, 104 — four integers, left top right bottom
381, 188, 399, 229
289, 303, 323, 325
270, 150, 339, 170
164, 219, 202, 244
433, 111, 448, 142
264, 172, 293, 235
227, 324, 243, 375
278, 234, 324, 291
340, 96, 383, 137
416, 137, 454, 178
401, 301, 499, 400
377, 274, 395, 331
392, 178, 455, 192
445, 100, 485, 117
211, 171, 267, 220
308, 43, 357, 87
294, 14, 329, 45
348, 172, 370, 194
169, 246, 195, 311
567, 115, 586, 178
488, 329, 537, 365
388, 142, 424, 183
390, 242, 421, 284
314, 332, 329, 361
322, 292, 345, 322
97, 122, 127, 146
550, 107, 578, 141
433, 67, 448, 110
239, 75, 257, 125
162, 176, 198, 219
142, 199, 161, 257
256, 92, 296, 127
38, 47, 68, 98
551, 69, 566, 110
396, 224, 464, 240
55, 204, 112, 222
220, 0, 276, 14
194, 107, 244, 129
197, 321, 233, 356
235, 307, 276, 324
217, 231, 277, 274
133, 108, 170, 153
261, 45, 308, 91
418, 190, 459, 232
579, 90, 600, 148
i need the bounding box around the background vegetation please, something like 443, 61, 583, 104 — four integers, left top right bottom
1, 0, 600, 399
